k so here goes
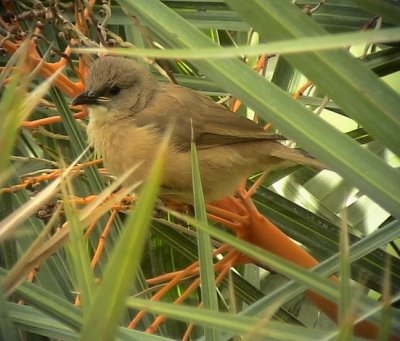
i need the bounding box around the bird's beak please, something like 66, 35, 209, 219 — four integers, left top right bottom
72, 92, 110, 106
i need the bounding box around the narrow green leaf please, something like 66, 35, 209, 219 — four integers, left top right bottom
0, 46, 26, 175
6, 302, 172, 341
338, 210, 353, 340
80, 133, 168, 341
0, 43, 63, 176
364, 47, 400, 77
0, 187, 70, 298
191, 140, 219, 341
0, 286, 19, 341
75, 27, 400, 59
0, 267, 82, 331
49, 86, 87, 158
8, 302, 78, 341
2, 206, 63, 298
127, 297, 329, 341
63, 193, 96, 314
224, 0, 400, 155
352, 0, 400, 25
378, 260, 394, 341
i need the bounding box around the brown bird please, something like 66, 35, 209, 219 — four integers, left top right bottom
72, 56, 324, 203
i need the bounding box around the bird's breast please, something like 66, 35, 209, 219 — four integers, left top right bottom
87, 110, 162, 185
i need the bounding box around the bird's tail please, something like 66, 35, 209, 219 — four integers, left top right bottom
269, 143, 327, 170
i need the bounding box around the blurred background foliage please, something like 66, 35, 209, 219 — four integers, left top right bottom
0, 0, 399, 340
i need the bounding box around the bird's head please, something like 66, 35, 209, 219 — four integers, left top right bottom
72, 56, 158, 117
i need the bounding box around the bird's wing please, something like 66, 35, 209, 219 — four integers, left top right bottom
134, 83, 284, 150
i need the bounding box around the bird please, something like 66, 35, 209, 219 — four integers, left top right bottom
72, 56, 324, 203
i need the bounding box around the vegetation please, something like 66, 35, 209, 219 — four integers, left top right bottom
0, 1, 399, 340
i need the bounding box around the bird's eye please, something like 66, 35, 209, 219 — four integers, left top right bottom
109, 86, 121, 96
